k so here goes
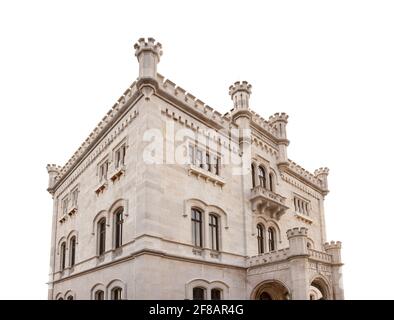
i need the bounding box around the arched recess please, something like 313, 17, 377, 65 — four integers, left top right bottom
92, 210, 109, 235
108, 199, 129, 217
251, 280, 291, 300
66, 230, 79, 244
91, 283, 106, 300
185, 279, 229, 300
55, 292, 63, 300
64, 290, 76, 300
57, 236, 67, 254
310, 275, 332, 300
184, 199, 228, 229
106, 279, 127, 300
251, 216, 281, 244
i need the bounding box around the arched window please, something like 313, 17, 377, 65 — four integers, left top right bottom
114, 208, 124, 249
260, 292, 272, 300
258, 166, 266, 188
193, 287, 205, 300
251, 164, 256, 188
191, 208, 203, 247
98, 218, 106, 255
211, 288, 222, 300
111, 287, 122, 300
209, 214, 219, 251
257, 224, 265, 254
268, 227, 275, 251
94, 290, 105, 300
269, 173, 274, 192
67, 295, 74, 300
69, 236, 76, 267
60, 242, 66, 271
58, 297, 64, 300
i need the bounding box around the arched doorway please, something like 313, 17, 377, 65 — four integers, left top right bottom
252, 280, 290, 300
310, 277, 331, 300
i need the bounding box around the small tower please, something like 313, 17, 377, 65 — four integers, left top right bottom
286, 227, 309, 257
286, 227, 310, 300
314, 167, 329, 194
134, 37, 162, 80
324, 241, 344, 299
46, 164, 61, 192
269, 112, 289, 168
228, 81, 253, 154
229, 81, 252, 112
324, 241, 342, 264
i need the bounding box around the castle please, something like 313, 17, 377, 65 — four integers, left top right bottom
46, 37, 344, 300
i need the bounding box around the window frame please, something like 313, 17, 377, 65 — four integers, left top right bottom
98, 218, 106, 255
257, 224, 265, 254
209, 213, 220, 251
191, 208, 203, 248
69, 236, 76, 267
114, 207, 124, 249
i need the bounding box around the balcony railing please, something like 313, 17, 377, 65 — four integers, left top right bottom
247, 248, 290, 268
308, 248, 333, 263
247, 248, 333, 268
250, 185, 288, 220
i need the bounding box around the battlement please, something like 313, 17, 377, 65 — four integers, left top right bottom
134, 37, 163, 61
269, 112, 289, 123
287, 159, 325, 190
314, 167, 329, 176
286, 227, 308, 238
324, 241, 342, 250
46, 164, 62, 173
228, 81, 252, 98
156, 73, 231, 129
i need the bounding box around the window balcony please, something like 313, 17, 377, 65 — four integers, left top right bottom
109, 165, 126, 183
67, 205, 78, 216
95, 180, 108, 195
187, 164, 225, 187
250, 185, 288, 220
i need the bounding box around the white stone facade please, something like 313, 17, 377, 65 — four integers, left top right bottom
46, 37, 344, 300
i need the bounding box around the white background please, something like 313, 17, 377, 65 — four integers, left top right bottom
0, 0, 393, 300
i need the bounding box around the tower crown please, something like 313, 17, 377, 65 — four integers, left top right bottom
46, 164, 61, 191
229, 81, 252, 110
134, 37, 163, 62
269, 112, 289, 124
134, 37, 163, 83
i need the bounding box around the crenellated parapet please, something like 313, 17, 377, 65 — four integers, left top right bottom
229, 81, 252, 111
269, 112, 289, 124
286, 227, 308, 239
156, 73, 232, 130
283, 159, 328, 194
134, 37, 163, 62
286, 227, 309, 258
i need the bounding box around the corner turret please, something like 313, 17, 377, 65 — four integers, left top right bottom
46, 164, 61, 193
269, 112, 289, 167
314, 167, 329, 194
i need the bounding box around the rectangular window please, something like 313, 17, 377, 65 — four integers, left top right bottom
209, 214, 219, 251
191, 209, 203, 247
206, 152, 211, 172
294, 196, 310, 216
62, 198, 68, 216
115, 144, 126, 169
71, 188, 78, 207
196, 149, 203, 168
189, 145, 195, 165
99, 160, 109, 182
213, 156, 220, 175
